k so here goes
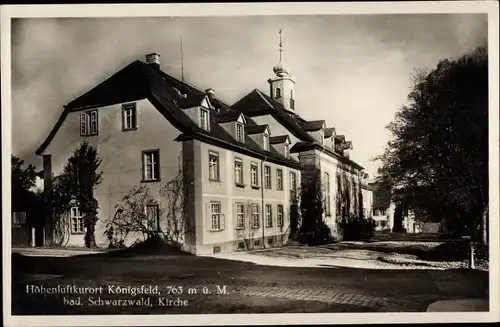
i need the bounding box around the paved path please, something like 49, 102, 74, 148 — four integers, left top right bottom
231, 285, 402, 311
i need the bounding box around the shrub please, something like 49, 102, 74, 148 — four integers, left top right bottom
338, 214, 363, 241
362, 218, 376, 238
297, 220, 334, 246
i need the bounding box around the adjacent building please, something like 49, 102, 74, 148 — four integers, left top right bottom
37, 47, 370, 254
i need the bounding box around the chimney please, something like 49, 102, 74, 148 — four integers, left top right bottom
145, 53, 160, 68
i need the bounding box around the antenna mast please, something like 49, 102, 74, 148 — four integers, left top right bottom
180, 34, 184, 82
279, 27, 283, 62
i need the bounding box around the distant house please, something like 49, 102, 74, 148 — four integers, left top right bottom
360, 173, 373, 220
37, 49, 368, 254
369, 182, 420, 233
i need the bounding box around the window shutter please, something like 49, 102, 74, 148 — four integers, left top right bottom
206, 203, 210, 231
233, 202, 236, 229
220, 211, 225, 231
91, 111, 98, 134
80, 113, 87, 135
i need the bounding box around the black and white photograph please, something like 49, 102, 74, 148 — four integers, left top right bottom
2, 2, 499, 326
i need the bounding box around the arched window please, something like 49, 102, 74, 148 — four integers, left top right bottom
275, 88, 281, 99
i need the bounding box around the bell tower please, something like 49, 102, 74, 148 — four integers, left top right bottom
268, 28, 295, 111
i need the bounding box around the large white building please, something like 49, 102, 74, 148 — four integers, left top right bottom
37, 39, 372, 253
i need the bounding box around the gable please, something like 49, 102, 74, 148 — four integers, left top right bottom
201, 97, 212, 110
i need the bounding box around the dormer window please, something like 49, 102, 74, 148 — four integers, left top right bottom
284, 143, 289, 159
263, 133, 270, 151
236, 123, 244, 143
200, 108, 210, 131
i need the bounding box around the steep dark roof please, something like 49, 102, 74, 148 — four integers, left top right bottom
342, 141, 353, 150
65, 60, 152, 111
335, 135, 346, 144
216, 111, 242, 123
36, 61, 300, 169
270, 135, 290, 144
302, 120, 325, 132
324, 127, 336, 138
245, 125, 269, 135
231, 89, 364, 170
290, 141, 364, 170
176, 94, 207, 109
231, 89, 314, 142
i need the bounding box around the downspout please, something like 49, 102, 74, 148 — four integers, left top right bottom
261, 156, 267, 248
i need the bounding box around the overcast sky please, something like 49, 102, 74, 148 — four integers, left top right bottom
11, 14, 487, 177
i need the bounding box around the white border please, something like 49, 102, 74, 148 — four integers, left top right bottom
2, 1, 499, 326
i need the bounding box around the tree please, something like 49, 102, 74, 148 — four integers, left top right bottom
53, 141, 103, 248
11, 155, 43, 227
299, 166, 333, 245
377, 46, 488, 243
11, 155, 37, 212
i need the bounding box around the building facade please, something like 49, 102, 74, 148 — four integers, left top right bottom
37, 50, 369, 254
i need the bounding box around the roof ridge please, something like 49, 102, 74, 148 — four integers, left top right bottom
157, 66, 231, 107
254, 89, 275, 110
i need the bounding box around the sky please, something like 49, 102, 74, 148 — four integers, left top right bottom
11, 14, 487, 177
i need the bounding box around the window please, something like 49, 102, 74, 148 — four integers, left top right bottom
145, 204, 160, 231
263, 133, 270, 151
265, 204, 273, 227
373, 209, 379, 216
70, 207, 84, 234
250, 163, 259, 187
324, 172, 331, 216
275, 87, 281, 99
290, 90, 295, 109
80, 110, 98, 136
200, 108, 210, 131
264, 166, 272, 189
380, 209, 387, 216
251, 204, 260, 229
143, 150, 160, 181
236, 123, 244, 142
209, 152, 219, 181
234, 158, 243, 185
235, 203, 245, 229
210, 202, 224, 230
277, 204, 284, 227
380, 220, 387, 227
290, 171, 297, 198
284, 144, 289, 158
276, 169, 283, 190
122, 103, 137, 130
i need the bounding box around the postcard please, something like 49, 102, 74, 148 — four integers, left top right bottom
2, 2, 499, 326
